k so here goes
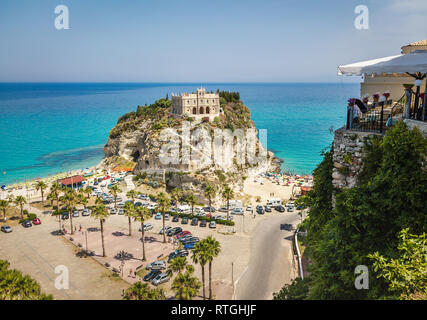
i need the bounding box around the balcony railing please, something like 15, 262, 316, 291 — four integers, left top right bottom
346, 92, 425, 133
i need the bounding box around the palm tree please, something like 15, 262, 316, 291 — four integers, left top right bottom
34, 181, 48, 204
82, 186, 92, 199
204, 184, 216, 211
49, 182, 61, 209
156, 192, 171, 243
123, 202, 135, 236
14, 196, 27, 220
91, 204, 110, 257
205, 236, 221, 299
126, 189, 138, 203
171, 265, 202, 300
60, 188, 78, 234
221, 185, 234, 221
192, 240, 209, 300
167, 256, 188, 276
122, 281, 165, 300
134, 206, 153, 261
109, 184, 122, 208
0, 200, 10, 222
78, 194, 88, 210
47, 192, 56, 207
170, 188, 181, 213
186, 193, 197, 216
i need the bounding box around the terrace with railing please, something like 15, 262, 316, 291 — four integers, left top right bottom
345, 90, 425, 134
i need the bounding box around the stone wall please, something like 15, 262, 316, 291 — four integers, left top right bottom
332, 127, 381, 189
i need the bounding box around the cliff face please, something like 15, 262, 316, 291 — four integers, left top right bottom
103, 95, 280, 196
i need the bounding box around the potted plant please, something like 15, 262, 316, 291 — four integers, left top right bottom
373, 93, 380, 103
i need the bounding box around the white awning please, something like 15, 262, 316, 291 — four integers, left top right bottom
338, 50, 427, 76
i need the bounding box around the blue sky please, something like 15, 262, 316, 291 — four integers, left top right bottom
0, 0, 426, 82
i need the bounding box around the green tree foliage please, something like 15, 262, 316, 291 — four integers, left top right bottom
122, 281, 165, 300
273, 278, 310, 300
368, 229, 426, 300
0, 260, 53, 300
278, 122, 426, 299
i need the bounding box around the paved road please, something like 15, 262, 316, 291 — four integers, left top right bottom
234, 212, 299, 300
0, 212, 129, 300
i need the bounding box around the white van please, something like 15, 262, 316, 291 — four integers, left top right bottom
228, 200, 243, 209
178, 205, 191, 214
266, 198, 282, 206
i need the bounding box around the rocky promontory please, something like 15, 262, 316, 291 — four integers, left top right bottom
103, 91, 280, 198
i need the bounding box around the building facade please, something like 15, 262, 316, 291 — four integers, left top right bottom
171, 88, 221, 121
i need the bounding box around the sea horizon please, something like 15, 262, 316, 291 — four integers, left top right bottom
0, 82, 359, 185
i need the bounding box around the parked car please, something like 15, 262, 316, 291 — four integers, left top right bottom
72, 210, 79, 217
168, 249, 189, 262
138, 223, 154, 232
256, 205, 264, 215
134, 202, 142, 207
218, 207, 228, 212
22, 220, 32, 228
172, 215, 179, 222
287, 207, 294, 212
159, 226, 172, 234
209, 221, 217, 228
199, 220, 207, 227
275, 205, 285, 213
155, 213, 162, 220
181, 237, 199, 244
152, 273, 169, 286
264, 205, 272, 212
203, 206, 216, 213
164, 213, 170, 221
32, 218, 41, 225
1, 225, 12, 233
181, 217, 188, 224
82, 208, 90, 216
143, 269, 161, 282
246, 206, 252, 211
145, 260, 166, 270
167, 227, 182, 236
118, 209, 124, 215
184, 243, 196, 250
110, 208, 117, 214
176, 231, 191, 239
61, 213, 69, 220
232, 207, 244, 215
190, 218, 199, 226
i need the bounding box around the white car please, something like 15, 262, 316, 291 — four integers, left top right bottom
110, 208, 117, 214
246, 206, 252, 211
159, 226, 172, 234
82, 208, 90, 216
138, 223, 153, 232
72, 210, 79, 217
118, 209, 124, 215
146, 260, 166, 270
232, 207, 244, 215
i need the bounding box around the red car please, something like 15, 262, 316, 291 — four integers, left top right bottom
103, 175, 110, 180
176, 231, 191, 239
33, 218, 41, 225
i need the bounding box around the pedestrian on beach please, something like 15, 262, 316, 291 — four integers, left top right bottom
134, 271, 137, 278
129, 268, 133, 277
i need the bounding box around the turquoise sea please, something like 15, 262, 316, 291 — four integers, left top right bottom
0, 83, 359, 185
